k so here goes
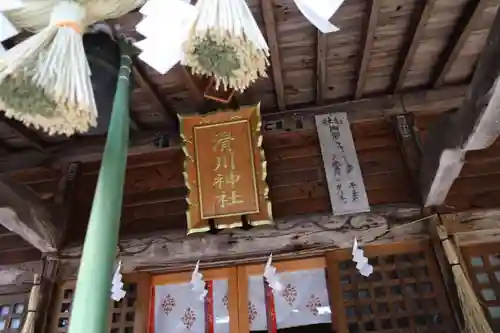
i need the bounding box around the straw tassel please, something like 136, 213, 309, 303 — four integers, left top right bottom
0, 0, 144, 136
436, 224, 493, 333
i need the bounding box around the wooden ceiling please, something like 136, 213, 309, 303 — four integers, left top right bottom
0, 0, 497, 159
1, 0, 500, 262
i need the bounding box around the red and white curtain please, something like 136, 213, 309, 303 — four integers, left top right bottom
248, 268, 332, 331
150, 279, 229, 333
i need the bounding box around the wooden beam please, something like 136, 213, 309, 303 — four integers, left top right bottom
316, 31, 327, 104
0, 176, 59, 253
132, 62, 178, 128
261, 0, 286, 110
420, 6, 500, 206
0, 260, 41, 285
432, 0, 488, 87
426, 215, 466, 331
53, 163, 80, 248
57, 204, 422, 275
180, 67, 205, 109
2, 117, 47, 153
391, 0, 437, 92
355, 0, 380, 99
392, 113, 422, 203
0, 85, 467, 173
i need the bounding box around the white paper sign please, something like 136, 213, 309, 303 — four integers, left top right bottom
315, 112, 370, 215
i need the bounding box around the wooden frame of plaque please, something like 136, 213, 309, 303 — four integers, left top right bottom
179, 104, 273, 234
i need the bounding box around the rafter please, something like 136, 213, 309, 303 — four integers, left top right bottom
261, 0, 286, 110
316, 31, 327, 104
431, 0, 487, 87
391, 0, 437, 92
132, 62, 178, 128
392, 113, 422, 204
355, 0, 380, 99
1, 117, 47, 153
53, 162, 80, 248
421, 6, 500, 206
180, 67, 205, 109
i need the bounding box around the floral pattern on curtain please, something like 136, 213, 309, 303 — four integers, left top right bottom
153, 279, 230, 333
248, 268, 331, 330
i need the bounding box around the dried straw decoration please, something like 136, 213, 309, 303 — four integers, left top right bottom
0, 0, 143, 136
182, 0, 269, 92
436, 224, 493, 333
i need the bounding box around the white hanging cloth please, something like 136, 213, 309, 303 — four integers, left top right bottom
135, 0, 197, 74
0, 1, 24, 54
154, 282, 206, 333
152, 279, 230, 333
293, 0, 345, 33
352, 237, 373, 277
247, 269, 332, 330
273, 269, 332, 329
248, 276, 268, 331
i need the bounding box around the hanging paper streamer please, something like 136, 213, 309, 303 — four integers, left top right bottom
111, 261, 126, 301
135, 0, 197, 74
263, 254, 283, 292
0, 1, 24, 54
352, 238, 373, 277
293, 0, 345, 33
190, 260, 207, 301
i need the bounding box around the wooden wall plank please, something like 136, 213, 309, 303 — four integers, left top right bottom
65, 118, 414, 243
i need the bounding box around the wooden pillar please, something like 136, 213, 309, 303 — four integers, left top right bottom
67, 39, 133, 333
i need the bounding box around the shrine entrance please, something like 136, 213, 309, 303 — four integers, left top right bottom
42, 238, 458, 333
144, 239, 456, 333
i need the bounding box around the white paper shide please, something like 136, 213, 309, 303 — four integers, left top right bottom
293, 0, 345, 33
111, 261, 126, 301
135, 0, 197, 74
352, 237, 373, 277
190, 260, 207, 301
263, 254, 283, 292
0, 1, 24, 54
315, 112, 370, 215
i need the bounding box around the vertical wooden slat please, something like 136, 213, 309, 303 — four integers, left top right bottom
261, 0, 286, 111
392, 113, 422, 203
53, 162, 81, 248
355, 0, 380, 99
133, 273, 151, 333
392, 0, 437, 92
427, 216, 465, 330
325, 252, 348, 333
236, 267, 250, 333
432, 0, 488, 87
423, 245, 457, 329
316, 31, 327, 105
228, 268, 239, 333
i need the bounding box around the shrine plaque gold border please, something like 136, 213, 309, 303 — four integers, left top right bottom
179, 104, 273, 234
194, 120, 260, 219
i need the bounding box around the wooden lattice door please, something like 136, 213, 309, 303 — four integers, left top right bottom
460, 242, 500, 332
48, 274, 149, 333
325, 239, 457, 333
0, 291, 28, 333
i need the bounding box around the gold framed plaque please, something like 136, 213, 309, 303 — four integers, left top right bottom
179, 104, 273, 234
